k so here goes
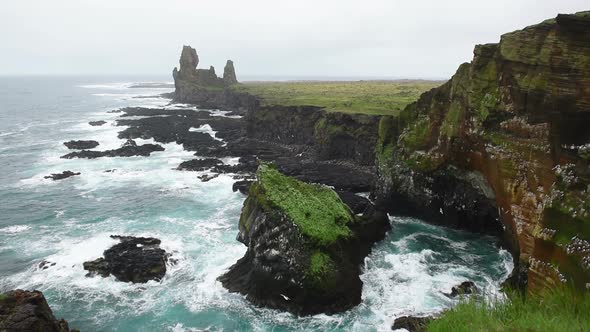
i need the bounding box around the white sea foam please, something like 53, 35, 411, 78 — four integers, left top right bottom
208, 109, 243, 119
0, 225, 32, 234
79, 82, 135, 90
189, 124, 223, 142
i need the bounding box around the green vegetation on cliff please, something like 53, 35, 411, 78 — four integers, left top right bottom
428, 288, 590, 332
253, 164, 354, 246
231, 80, 442, 115
307, 251, 338, 289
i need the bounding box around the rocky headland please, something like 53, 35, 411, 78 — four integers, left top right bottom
376, 11, 590, 293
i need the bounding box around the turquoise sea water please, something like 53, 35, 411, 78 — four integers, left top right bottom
0, 76, 513, 331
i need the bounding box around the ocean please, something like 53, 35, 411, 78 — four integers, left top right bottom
0, 76, 512, 331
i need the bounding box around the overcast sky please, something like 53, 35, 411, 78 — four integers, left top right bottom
0, 0, 587, 79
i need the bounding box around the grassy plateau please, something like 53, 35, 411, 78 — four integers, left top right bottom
231, 80, 442, 116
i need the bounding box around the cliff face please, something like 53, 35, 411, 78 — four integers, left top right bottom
377, 12, 590, 293
172, 46, 238, 104
247, 105, 381, 166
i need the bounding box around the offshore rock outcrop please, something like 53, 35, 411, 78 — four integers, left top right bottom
63, 140, 99, 150
376, 11, 590, 293
172, 46, 239, 105
60, 139, 164, 159
44, 171, 80, 181
0, 290, 76, 331
83, 235, 170, 283
219, 164, 390, 315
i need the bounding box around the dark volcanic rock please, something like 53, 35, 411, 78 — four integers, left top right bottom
63, 140, 99, 150
232, 180, 252, 195
37, 261, 56, 270
115, 107, 241, 154
0, 289, 75, 332
88, 120, 107, 126
44, 171, 80, 181
172, 46, 226, 103
60, 140, 164, 159
391, 316, 432, 332
219, 165, 390, 315
447, 281, 477, 298
223, 60, 238, 85
198, 173, 219, 182
337, 191, 372, 215
177, 158, 223, 171
83, 235, 169, 283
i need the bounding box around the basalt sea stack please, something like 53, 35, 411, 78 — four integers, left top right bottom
219, 164, 389, 315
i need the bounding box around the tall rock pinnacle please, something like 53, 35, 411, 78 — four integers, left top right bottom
223, 60, 238, 85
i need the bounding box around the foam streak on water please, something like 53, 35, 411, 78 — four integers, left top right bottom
0, 77, 512, 331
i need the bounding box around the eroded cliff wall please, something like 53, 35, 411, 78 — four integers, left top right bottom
377, 12, 590, 293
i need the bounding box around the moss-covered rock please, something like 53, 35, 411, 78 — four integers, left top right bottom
220, 164, 390, 315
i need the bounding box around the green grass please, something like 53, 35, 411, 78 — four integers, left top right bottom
428, 288, 590, 332
256, 164, 354, 246
231, 80, 442, 115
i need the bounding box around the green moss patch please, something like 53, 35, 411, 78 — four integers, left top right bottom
307, 251, 338, 289
440, 101, 463, 139
401, 116, 431, 151
255, 164, 354, 246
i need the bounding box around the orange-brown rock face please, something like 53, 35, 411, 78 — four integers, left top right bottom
377, 11, 590, 294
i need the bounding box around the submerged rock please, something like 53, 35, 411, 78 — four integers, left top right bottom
446, 281, 477, 298
83, 235, 170, 283
63, 140, 99, 150
219, 164, 389, 315
37, 260, 56, 270
44, 171, 81, 181
0, 289, 76, 331
60, 139, 164, 159
198, 173, 219, 182
391, 316, 432, 332
88, 120, 107, 126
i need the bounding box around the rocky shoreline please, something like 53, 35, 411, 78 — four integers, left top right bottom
4, 11, 589, 331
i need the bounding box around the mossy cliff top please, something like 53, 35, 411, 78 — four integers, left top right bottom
249, 163, 354, 246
